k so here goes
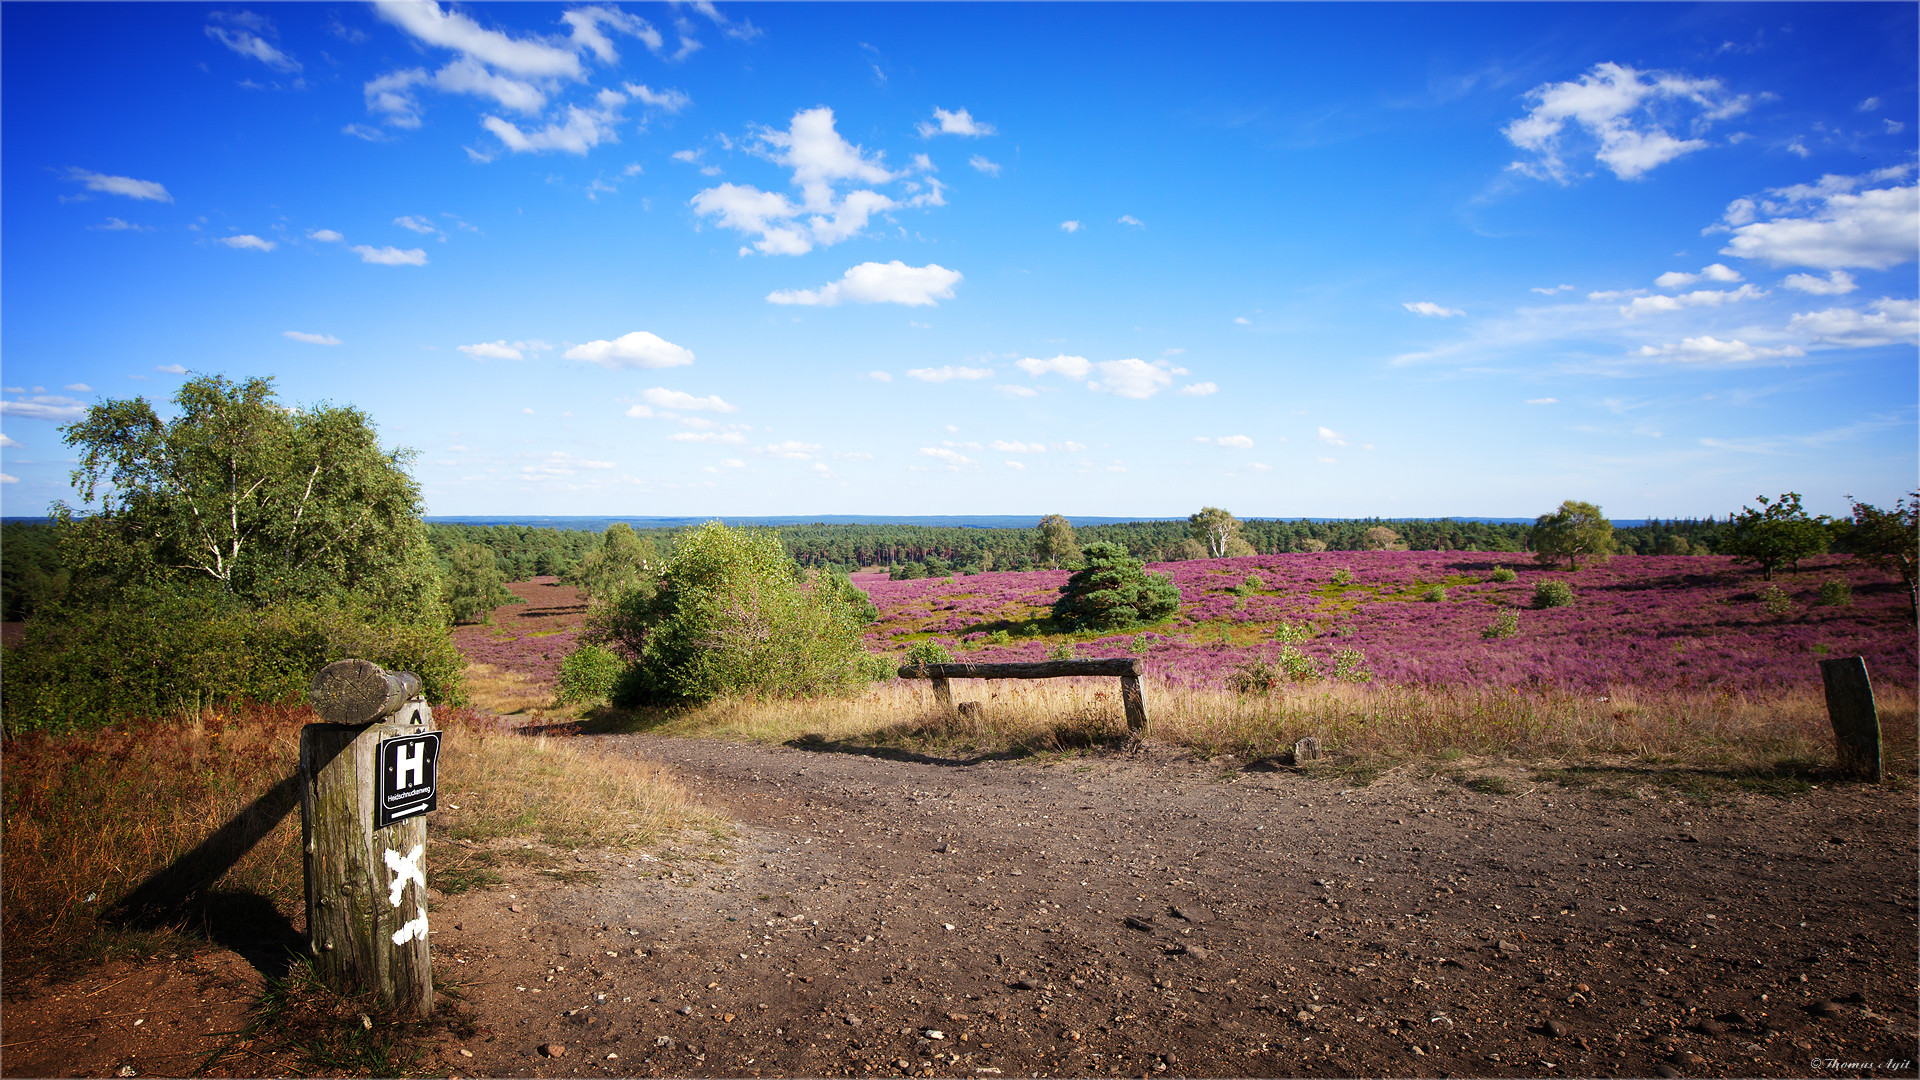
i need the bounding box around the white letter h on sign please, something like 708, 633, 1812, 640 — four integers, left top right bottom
394, 742, 424, 789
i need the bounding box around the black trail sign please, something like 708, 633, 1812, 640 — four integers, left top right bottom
376, 731, 440, 828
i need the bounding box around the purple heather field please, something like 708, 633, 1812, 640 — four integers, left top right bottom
855, 553, 1916, 695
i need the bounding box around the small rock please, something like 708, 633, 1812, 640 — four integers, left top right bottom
655, 1036, 676, 1049
934, 844, 951, 854
1544, 1019, 1569, 1038
1170, 904, 1206, 923
1811, 1000, 1842, 1018
1010, 979, 1037, 991
1178, 944, 1211, 961
924, 1029, 946, 1040
1841, 991, 1866, 1004
115, 1069, 137, 1079
459, 1049, 474, 1057
1654, 1065, 1679, 1079
1671, 1051, 1705, 1065
1697, 1019, 1726, 1036
1497, 940, 1521, 956
679, 1005, 695, 1015
844, 1015, 862, 1027
509, 904, 523, 913
1124, 916, 1156, 932
541, 1043, 567, 1058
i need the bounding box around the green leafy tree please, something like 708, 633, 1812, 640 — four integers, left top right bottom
442, 542, 518, 625
1189, 507, 1249, 558
565, 523, 658, 603
1034, 514, 1081, 569
1720, 492, 1828, 580
1051, 542, 1181, 630
1843, 492, 1918, 619
56, 374, 441, 612
1530, 500, 1615, 571
1362, 526, 1406, 551
599, 522, 877, 704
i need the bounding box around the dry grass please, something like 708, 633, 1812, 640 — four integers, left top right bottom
1, 700, 713, 975
460, 660, 558, 718
590, 676, 1918, 783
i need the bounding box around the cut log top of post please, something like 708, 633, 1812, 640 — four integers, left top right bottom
896, 659, 1144, 680
309, 659, 423, 725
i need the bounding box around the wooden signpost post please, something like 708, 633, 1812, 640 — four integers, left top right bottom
1818, 655, 1882, 782
301, 659, 438, 1017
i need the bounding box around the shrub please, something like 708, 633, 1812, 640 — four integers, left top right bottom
556, 643, 624, 704
1229, 574, 1262, 598
1273, 621, 1312, 644
1817, 580, 1854, 607
1051, 542, 1181, 631
986, 629, 1013, 646
1277, 645, 1320, 682
1128, 633, 1154, 655
1481, 610, 1520, 640
858, 652, 897, 682
1228, 659, 1281, 694
1758, 583, 1793, 617
904, 640, 955, 668
1331, 648, 1374, 683
1421, 585, 1448, 603
1531, 580, 1575, 609
1488, 566, 1517, 583
1331, 568, 1354, 586
1047, 641, 1078, 661
600, 522, 877, 705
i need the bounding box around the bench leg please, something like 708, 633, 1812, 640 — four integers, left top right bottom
931, 677, 955, 715
1119, 673, 1147, 733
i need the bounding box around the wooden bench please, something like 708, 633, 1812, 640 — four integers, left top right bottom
896, 659, 1148, 732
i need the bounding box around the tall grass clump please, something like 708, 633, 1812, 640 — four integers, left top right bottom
1531, 580, 1575, 609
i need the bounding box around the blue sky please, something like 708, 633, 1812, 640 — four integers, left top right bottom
3, 2, 1915, 519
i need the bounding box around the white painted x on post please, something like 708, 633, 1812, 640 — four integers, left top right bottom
384, 844, 430, 945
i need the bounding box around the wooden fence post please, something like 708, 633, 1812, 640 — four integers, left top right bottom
301, 660, 438, 1016
1819, 656, 1881, 782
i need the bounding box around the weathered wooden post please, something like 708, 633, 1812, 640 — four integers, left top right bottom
301, 659, 439, 1016
1819, 656, 1882, 782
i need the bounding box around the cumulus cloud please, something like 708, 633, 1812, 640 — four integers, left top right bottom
1403, 301, 1464, 317
1786, 298, 1919, 348
641, 387, 736, 412
767, 261, 962, 307
1234, 316, 1252, 325
308, 228, 344, 242
1635, 336, 1807, 363
1317, 426, 1348, 446
64, 168, 174, 203
1782, 269, 1857, 295
626, 83, 690, 113
0, 395, 88, 421
564, 331, 695, 369
218, 234, 276, 251
156, 364, 189, 375
1531, 284, 1575, 295
64, 383, 93, 393
1526, 397, 1559, 404
1118, 214, 1144, 227
1653, 263, 1741, 288
1178, 382, 1219, 396
969, 154, 1001, 176
756, 440, 821, 460
1089, 358, 1177, 399
394, 215, 443, 236
916, 107, 994, 138
1619, 283, 1764, 316
690, 107, 918, 255
1014, 354, 1092, 379
1504, 61, 1749, 182
906, 365, 993, 382
1195, 435, 1254, 449
483, 97, 626, 155
670, 430, 746, 443
1004, 460, 1025, 470
351, 244, 427, 265
1059, 220, 1083, 233
0, 432, 18, 446
283, 330, 342, 345
376, 0, 585, 79
1710, 170, 1918, 270
459, 340, 524, 360
918, 446, 973, 466
990, 440, 1045, 453
364, 68, 431, 128
994, 384, 1038, 398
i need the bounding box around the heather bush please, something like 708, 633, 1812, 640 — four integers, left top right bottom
904, 640, 954, 667
1331, 647, 1374, 682
1481, 610, 1520, 640
556, 643, 624, 704
1488, 566, 1517, 583
1421, 585, 1448, 602
1817, 580, 1854, 607
1531, 580, 1575, 609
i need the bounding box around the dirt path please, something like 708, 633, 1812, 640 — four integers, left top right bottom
420, 735, 1918, 1079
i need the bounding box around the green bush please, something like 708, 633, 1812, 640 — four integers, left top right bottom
2, 591, 465, 735
1273, 621, 1312, 644
1331, 648, 1373, 683
1276, 645, 1320, 682
1758, 583, 1793, 617
1421, 585, 1448, 603
1229, 574, 1262, 598
1488, 566, 1517, 583
1531, 580, 1575, 609
904, 640, 955, 667
556, 643, 624, 704
1228, 659, 1281, 693
599, 522, 878, 705
1817, 580, 1854, 607
443, 541, 519, 624
1481, 610, 1520, 640
1050, 542, 1180, 631
1331, 568, 1354, 586
1047, 641, 1078, 661
985, 629, 1013, 646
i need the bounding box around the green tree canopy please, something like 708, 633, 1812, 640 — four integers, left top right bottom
565, 522, 659, 603
443, 542, 518, 625
1843, 492, 1917, 618
1530, 500, 1616, 571
56, 374, 439, 612
1188, 507, 1242, 558
1051, 541, 1182, 631
1720, 492, 1828, 580
1034, 514, 1081, 569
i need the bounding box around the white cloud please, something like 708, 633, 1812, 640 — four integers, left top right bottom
1787, 298, 1919, 348
1531, 284, 1574, 295
642, 387, 736, 413
670, 430, 746, 444
1118, 214, 1144, 227
394, 215, 443, 235
1317, 426, 1348, 446
918, 446, 973, 466
756, 440, 821, 460
968, 155, 1001, 176
307, 228, 344, 242
459, 340, 523, 360
994, 384, 1038, 398
564, 331, 695, 369
626, 83, 690, 113
351, 244, 427, 265
65, 168, 173, 203
1233, 316, 1252, 325
1059, 220, 1082, 233
1526, 397, 1559, 405
364, 68, 430, 128
1504, 61, 1749, 182
283, 330, 342, 345
906, 365, 993, 383
374, 0, 584, 79
0, 395, 88, 421
767, 261, 962, 308
866, 370, 892, 382
0, 433, 17, 446
91, 217, 152, 232
1619, 283, 1764, 316
1248, 462, 1271, 472
990, 440, 1045, 453
1089, 358, 1175, 399
562, 6, 662, 62
1713, 176, 1918, 270
682, 0, 761, 43
483, 99, 625, 155
1057, 441, 1087, 452
1195, 435, 1254, 449
218, 234, 276, 252
156, 364, 189, 374
0, 474, 14, 484
1785, 138, 1811, 159
1635, 336, 1807, 363
916, 107, 994, 138
342, 122, 390, 142
1654, 263, 1742, 288
1178, 382, 1218, 396
690, 107, 913, 256
1014, 354, 1091, 379
624, 404, 653, 418
1403, 301, 1464, 317
206, 16, 301, 73
63, 383, 93, 393
1781, 269, 1857, 295
1859, 97, 1882, 112
1886, 120, 1905, 136
1004, 460, 1025, 470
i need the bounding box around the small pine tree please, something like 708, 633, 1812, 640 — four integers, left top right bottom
1051, 542, 1181, 630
